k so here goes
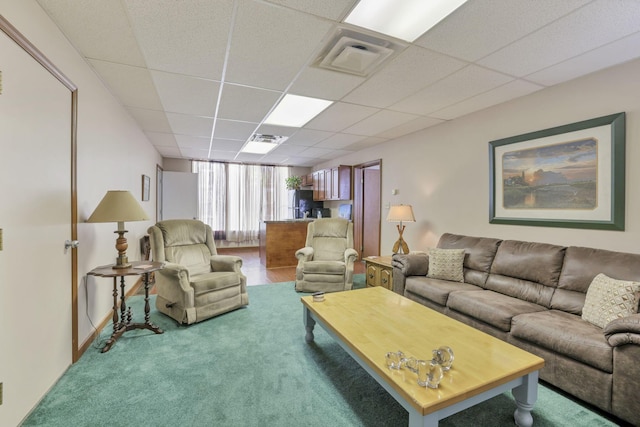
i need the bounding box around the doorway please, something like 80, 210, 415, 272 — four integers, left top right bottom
353, 160, 382, 259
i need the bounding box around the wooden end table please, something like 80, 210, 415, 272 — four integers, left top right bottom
365, 255, 394, 290
87, 261, 165, 353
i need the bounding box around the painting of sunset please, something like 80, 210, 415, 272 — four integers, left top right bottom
502, 138, 598, 209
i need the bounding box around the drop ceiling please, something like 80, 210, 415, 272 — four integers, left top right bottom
37, 0, 640, 167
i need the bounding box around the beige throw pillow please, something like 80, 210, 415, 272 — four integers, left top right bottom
427, 248, 465, 282
582, 273, 640, 328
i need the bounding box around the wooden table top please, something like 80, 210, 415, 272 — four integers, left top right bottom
301, 287, 544, 416
87, 260, 165, 277
364, 255, 394, 267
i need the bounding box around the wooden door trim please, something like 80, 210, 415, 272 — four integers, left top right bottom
0, 15, 80, 362
353, 159, 382, 260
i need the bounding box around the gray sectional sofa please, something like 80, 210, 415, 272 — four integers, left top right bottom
392, 233, 640, 426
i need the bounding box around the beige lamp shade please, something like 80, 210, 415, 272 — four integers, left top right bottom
386, 204, 416, 223
87, 190, 149, 227
87, 190, 149, 269
386, 204, 415, 254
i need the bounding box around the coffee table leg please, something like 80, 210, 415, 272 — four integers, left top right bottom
512, 371, 538, 427
303, 306, 315, 343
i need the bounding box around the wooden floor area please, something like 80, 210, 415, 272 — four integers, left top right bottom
218, 247, 366, 285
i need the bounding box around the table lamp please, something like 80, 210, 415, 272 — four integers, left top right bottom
386, 204, 415, 254
87, 190, 150, 269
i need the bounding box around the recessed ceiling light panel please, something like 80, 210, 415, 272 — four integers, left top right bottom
344, 0, 468, 42
264, 94, 333, 128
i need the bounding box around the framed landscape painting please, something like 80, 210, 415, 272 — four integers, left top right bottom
489, 112, 625, 230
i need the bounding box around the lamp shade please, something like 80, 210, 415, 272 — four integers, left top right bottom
386, 204, 415, 222
87, 190, 149, 224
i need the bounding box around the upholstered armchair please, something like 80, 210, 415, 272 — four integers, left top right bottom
295, 218, 358, 293
147, 219, 248, 324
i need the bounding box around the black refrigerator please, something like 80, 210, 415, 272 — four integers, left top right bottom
289, 190, 323, 219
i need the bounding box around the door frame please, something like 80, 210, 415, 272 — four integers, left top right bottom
0, 16, 80, 361
353, 159, 382, 259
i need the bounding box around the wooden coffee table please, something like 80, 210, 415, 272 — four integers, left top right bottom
301, 287, 544, 427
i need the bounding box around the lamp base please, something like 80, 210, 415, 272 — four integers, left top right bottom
112, 229, 132, 269
392, 224, 410, 254
112, 255, 131, 269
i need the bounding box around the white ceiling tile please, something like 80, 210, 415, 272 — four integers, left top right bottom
342, 110, 420, 136
180, 148, 210, 160
342, 46, 467, 108
254, 124, 299, 138
175, 135, 210, 149
37, 0, 146, 66
526, 32, 640, 86
225, 0, 333, 89
290, 66, 366, 100
209, 151, 239, 161
210, 139, 245, 152
234, 152, 267, 162
415, 0, 590, 61
259, 153, 291, 164
390, 65, 514, 115
218, 84, 282, 122
213, 119, 257, 140
343, 136, 387, 151
377, 116, 444, 139
124, 0, 234, 79
270, 144, 309, 156
285, 157, 318, 167
286, 129, 334, 146
156, 146, 183, 157
431, 80, 544, 120
305, 102, 379, 132
151, 71, 219, 116
264, 0, 355, 20
298, 146, 335, 159
145, 131, 179, 148
478, 0, 640, 77
313, 133, 365, 149
89, 60, 164, 110
127, 107, 172, 133
165, 113, 214, 138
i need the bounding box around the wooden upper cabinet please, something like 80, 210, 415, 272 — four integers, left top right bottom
312, 165, 352, 201
301, 173, 313, 187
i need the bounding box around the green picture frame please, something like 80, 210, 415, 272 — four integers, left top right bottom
489, 112, 625, 230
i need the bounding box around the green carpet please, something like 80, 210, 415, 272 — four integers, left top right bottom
23, 275, 620, 426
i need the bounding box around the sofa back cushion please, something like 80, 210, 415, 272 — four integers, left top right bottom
486, 240, 565, 308
552, 246, 640, 315
437, 233, 502, 286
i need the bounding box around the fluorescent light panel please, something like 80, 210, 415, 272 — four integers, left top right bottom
242, 140, 279, 154
344, 0, 468, 42
264, 94, 333, 127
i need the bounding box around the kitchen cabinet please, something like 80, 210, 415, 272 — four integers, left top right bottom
312, 165, 352, 201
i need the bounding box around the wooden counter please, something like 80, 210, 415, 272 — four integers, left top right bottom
259, 220, 312, 268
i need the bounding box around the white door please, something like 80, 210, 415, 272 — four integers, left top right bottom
162, 171, 198, 220
0, 26, 73, 426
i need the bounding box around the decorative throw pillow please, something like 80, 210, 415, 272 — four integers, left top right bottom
427, 248, 465, 282
582, 273, 640, 328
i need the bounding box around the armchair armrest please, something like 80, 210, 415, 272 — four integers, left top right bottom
210, 255, 243, 273
392, 253, 429, 276
604, 313, 640, 346
295, 247, 314, 262
344, 248, 358, 264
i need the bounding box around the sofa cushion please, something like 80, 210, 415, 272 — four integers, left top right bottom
437, 233, 502, 286
302, 260, 346, 275
191, 271, 241, 294
511, 310, 613, 373
427, 248, 465, 282
553, 246, 640, 315
582, 273, 640, 328
485, 240, 565, 308
405, 276, 482, 307
447, 290, 546, 332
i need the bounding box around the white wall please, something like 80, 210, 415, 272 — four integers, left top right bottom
318, 58, 640, 255
1, 2, 162, 425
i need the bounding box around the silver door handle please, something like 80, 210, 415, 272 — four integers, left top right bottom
64, 239, 79, 253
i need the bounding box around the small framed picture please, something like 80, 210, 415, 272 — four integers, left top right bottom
142, 174, 150, 201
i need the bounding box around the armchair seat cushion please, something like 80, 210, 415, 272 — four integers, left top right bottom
191, 271, 241, 294
302, 260, 346, 275
511, 310, 612, 373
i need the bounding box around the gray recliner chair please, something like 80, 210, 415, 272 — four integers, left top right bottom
295, 218, 358, 293
148, 219, 248, 324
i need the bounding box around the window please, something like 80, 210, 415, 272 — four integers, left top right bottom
192, 161, 289, 245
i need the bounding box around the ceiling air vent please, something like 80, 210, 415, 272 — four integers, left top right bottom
241, 134, 288, 154
316, 29, 404, 77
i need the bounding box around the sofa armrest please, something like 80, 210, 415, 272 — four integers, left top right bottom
391, 253, 429, 295
344, 248, 358, 264
295, 247, 314, 262
392, 253, 429, 276
604, 313, 640, 346
154, 263, 194, 307
210, 255, 243, 273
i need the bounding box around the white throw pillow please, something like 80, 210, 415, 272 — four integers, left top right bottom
582, 273, 640, 328
427, 248, 465, 283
